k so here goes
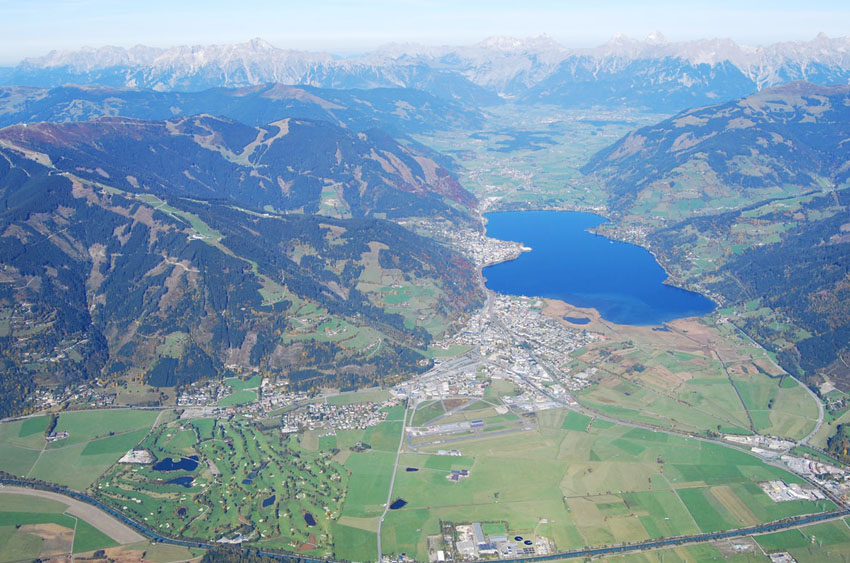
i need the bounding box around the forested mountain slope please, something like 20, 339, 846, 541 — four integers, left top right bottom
651, 188, 850, 386
0, 114, 483, 416
585, 85, 850, 387
0, 114, 477, 217
583, 82, 850, 219
0, 83, 482, 136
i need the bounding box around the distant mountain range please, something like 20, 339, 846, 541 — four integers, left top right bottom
4, 33, 850, 109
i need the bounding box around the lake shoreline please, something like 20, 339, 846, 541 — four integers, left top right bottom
480, 210, 715, 325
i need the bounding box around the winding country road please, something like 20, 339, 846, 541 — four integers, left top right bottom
728, 322, 825, 444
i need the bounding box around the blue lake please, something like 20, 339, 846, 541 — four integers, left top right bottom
482, 211, 715, 325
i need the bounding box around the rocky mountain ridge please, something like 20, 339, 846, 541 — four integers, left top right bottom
5, 34, 850, 109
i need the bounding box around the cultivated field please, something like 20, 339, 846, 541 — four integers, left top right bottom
0, 409, 160, 490
546, 301, 819, 439
0, 491, 119, 561
316, 404, 832, 561
413, 106, 664, 211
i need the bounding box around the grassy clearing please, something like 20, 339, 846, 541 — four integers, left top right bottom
80, 428, 150, 456
424, 344, 474, 359
52, 410, 158, 446
0, 494, 68, 513
570, 316, 819, 440
0, 442, 42, 476
0, 526, 43, 562
0, 410, 159, 490
224, 375, 262, 391
218, 375, 262, 406
733, 375, 819, 440
756, 518, 850, 560
330, 521, 377, 561
381, 507, 434, 558
411, 400, 446, 426
326, 387, 390, 406
0, 417, 50, 449
676, 487, 739, 533
341, 451, 396, 518
360, 420, 403, 453
72, 519, 119, 553
18, 416, 48, 438
121, 541, 205, 562
29, 443, 113, 490
621, 490, 700, 538
216, 390, 257, 406
561, 411, 592, 432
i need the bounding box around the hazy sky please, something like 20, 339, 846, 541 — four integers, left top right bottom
2, 0, 850, 64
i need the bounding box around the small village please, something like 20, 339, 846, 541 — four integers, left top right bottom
281, 400, 391, 433
405, 217, 527, 268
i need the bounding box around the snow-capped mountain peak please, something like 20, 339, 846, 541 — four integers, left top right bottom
11, 34, 850, 108
646, 30, 666, 44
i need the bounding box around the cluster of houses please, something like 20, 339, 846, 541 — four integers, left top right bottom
280, 399, 394, 433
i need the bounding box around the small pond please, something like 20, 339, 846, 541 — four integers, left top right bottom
153, 455, 199, 472
389, 498, 408, 510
